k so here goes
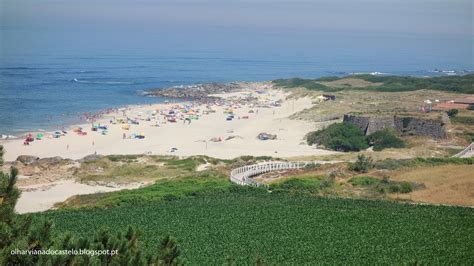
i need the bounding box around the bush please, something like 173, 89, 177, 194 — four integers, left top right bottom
320, 173, 336, 188
446, 109, 459, 117
400, 182, 413, 193
348, 176, 380, 186
349, 154, 374, 173
307, 123, 368, 152
366, 129, 405, 151
389, 184, 401, 193
468, 104, 474, 111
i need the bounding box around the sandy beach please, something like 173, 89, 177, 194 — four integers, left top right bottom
3, 84, 337, 213
15, 180, 143, 213
2, 85, 335, 162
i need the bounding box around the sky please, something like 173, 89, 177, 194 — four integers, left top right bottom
0, 0, 472, 66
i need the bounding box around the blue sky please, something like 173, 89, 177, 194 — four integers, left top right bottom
0, 0, 472, 66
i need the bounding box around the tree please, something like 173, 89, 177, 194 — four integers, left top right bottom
446, 109, 459, 117
150, 235, 182, 265
0, 145, 182, 264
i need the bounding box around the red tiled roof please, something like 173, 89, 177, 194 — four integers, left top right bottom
432, 102, 469, 110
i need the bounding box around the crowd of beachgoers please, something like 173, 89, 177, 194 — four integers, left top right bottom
2, 82, 337, 213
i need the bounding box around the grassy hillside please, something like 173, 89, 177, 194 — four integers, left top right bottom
273, 74, 474, 93
39, 189, 474, 264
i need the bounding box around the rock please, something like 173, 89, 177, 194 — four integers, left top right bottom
37, 156, 63, 166
257, 132, 277, 140
79, 154, 103, 163
143, 83, 243, 100
16, 155, 39, 165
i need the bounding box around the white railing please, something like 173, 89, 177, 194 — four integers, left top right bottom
452, 142, 474, 158
230, 161, 311, 187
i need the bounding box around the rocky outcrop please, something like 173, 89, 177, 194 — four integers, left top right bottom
343, 114, 447, 139
79, 154, 103, 163
37, 156, 72, 166
144, 83, 243, 100
16, 155, 39, 165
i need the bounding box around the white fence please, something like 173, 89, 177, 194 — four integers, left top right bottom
230, 161, 310, 187
452, 142, 474, 158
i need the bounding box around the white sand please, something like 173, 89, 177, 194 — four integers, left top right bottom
2, 88, 335, 161
5, 87, 337, 213
15, 180, 140, 213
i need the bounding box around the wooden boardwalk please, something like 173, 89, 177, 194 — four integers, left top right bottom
452, 142, 474, 158
230, 161, 310, 187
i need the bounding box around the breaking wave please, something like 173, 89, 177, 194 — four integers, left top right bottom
72, 78, 134, 85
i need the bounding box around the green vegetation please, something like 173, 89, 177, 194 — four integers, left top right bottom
0, 148, 183, 265
451, 116, 474, 125
39, 190, 474, 264
307, 123, 405, 152
270, 177, 323, 195
366, 129, 405, 151
273, 74, 474, 94
352, 74, 474, 93
272, 78, 337, 92
348, 176, 381, 186
468, 104, 474, 110
447, 108, 459, 117
463, 132, 474, 142
306, 123, 368, 152
57, 171, 231, 209
349, 176, 414, 194
349, 154, 374, 173
75, 155, 223, 184
374, 157, 473, 170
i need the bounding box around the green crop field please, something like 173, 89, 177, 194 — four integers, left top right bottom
39, 189, 474, 264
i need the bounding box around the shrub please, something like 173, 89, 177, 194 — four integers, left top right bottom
349, 176, 380, 186
468, 104, 474, 111
389, 184, 401, 193
366, 129, 405, 151
446, 109, 459, 117
349, 154, 374, 173
307, 123, 368, 152
400, 182, 413, 193
320, 173, 335, 188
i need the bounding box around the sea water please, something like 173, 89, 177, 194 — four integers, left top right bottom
0, 53, 470, 136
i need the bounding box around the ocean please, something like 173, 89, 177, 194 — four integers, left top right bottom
0, 53, 470, 136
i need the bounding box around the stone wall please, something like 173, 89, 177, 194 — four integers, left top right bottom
343, 114, 447, 139
366, 117, 396, 135
342, 115, 370, 134
393, 117, 447, 139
